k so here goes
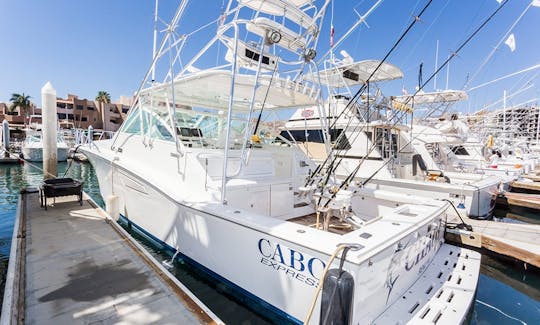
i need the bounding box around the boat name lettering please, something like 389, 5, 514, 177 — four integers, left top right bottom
257, 238, 325, 287
405, 221, 443, 272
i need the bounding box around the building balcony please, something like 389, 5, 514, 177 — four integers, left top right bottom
0, 114, 25, 124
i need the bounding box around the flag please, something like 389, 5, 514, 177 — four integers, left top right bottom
533, 0, 540, 7
330, 25, 335, 47
505, 33, 516, 52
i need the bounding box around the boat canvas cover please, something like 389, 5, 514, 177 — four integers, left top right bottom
144, 70, 318, 111
394, 90, 468, 105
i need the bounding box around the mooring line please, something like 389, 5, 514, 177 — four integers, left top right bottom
475, 299, 527, 325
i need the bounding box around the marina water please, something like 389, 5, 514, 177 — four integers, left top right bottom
0, 161, 539, 324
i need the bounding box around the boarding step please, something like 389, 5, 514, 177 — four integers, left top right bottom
374, 244, 481, 325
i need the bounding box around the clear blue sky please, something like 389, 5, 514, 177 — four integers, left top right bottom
1, 0, 539, 114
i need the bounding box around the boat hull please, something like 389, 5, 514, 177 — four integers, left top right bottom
82, 143, 477, 324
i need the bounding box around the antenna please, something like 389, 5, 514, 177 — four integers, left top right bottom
446, 60, 450, 90
152, 0, 159, 84
434, 40, 439, 90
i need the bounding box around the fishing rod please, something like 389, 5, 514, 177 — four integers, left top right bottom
305, 0, 435, 186
334, 0, 513, 199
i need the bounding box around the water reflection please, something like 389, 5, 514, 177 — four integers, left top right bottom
0, 161, 102, 260
471, 255, 540, 324
493, 207, 540, 225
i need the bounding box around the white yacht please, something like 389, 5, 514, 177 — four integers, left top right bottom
284, 93, 502, 218
409, 122, 525, 179
80, 1, 480, 323
21, 130, 69, 162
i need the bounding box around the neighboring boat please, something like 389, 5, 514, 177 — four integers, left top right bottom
283, 93, 502, 218
21, 130, 69, 162
410, 122, 527, 179
80, 1, 480, 323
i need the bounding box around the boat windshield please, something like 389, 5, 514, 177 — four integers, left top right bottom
25, 134, 41, 144
120, 100, 248, 149
25, 133, 66, 143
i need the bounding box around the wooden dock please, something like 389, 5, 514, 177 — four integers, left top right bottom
445, 214, 540, 269
503, 192, 540, 210
1, 189, 222, 324
511, 180, 540, 194
522, 174, 540, 182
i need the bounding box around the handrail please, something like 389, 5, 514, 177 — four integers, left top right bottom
220, 22, 240, 204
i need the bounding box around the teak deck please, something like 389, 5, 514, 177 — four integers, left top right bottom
0, 190, 222, 325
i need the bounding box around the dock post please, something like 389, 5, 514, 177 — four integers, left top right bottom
41, 82, 58, 179
88, 125, 94, 146
2, 119, 9, 157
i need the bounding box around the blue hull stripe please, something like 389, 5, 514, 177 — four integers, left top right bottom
118, 215, 303, 325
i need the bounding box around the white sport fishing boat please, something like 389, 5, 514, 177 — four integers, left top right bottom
286, 58, 501, 218
284, 95, 501, 219
410, 120, 525, 179
80, 1, 480, 323
21, 130, 69, 162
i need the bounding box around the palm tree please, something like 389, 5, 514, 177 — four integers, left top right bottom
95, 91, 111, 129
9, 93, 32, 117
95, 90, 111, 104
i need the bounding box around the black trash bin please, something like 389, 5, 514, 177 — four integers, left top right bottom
40, 178, 83, 210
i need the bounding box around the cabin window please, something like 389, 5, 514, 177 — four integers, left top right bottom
342, 69, 359, 81
364, 131, 373, 141
450, 146, 469, 155
278, 129, 351, 149
121, 104, 173, 141
122, 107, 146, 134
147, 110, 173, 140
245, 48, 270, 65
329, 129, 351, 150
279, 130, 322, 143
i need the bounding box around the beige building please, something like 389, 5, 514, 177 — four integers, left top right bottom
1, 94, 132, 132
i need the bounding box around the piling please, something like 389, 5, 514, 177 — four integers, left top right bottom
87, 125, 93, 145
41, 82, 58, 179
2, 120, 9, 158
